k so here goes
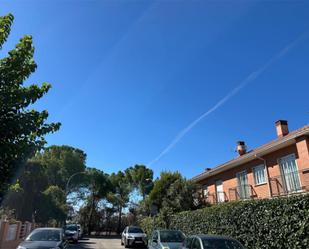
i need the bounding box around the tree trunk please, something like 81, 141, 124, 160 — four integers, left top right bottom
117, 205, 122, 234
87, 193, 96, 235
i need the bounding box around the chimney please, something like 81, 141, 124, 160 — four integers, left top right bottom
275, 120, 289, 137
236, 141, 247, 156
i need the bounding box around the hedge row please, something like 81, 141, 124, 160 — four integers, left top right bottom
140, 194, 309, 249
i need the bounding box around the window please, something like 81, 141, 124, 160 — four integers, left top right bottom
202, 238, 244, 249
253, 164, 266, 185
192, 238, 201, 249
159, 231, 184, 243
202, 184, 208, 198
278, 154, 301, 193
236, 171, 250, 199
152, 231, 158, 241
184, 237, 193, 248
128, 227, 143, 233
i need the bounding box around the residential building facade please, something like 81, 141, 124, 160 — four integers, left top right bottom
193, 120, 309, 204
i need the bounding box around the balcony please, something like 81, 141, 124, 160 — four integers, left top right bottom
200, 191, 228, 205
228, 184, 256, 201
269, 169, 309, 197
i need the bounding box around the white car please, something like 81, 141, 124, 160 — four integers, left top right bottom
121, 226, 147, 248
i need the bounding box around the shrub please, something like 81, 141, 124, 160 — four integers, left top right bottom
140, 194, 309, 249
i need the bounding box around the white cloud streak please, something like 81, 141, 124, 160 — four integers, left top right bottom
148, 31, 308, 166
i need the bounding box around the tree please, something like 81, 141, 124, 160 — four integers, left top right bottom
3, 145, 87, 224
125, 165, 154, 200
0, 13, 60, 199
108, 171, 131, 234
81, 168, 112, 235
3, 160, 48, 221
33, 145, 87, 190
148, 171, 198, 213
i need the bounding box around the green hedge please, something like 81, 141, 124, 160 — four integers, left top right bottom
140, 194, 309, 249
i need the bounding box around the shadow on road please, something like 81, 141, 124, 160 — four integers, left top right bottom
69, 238, 96, 248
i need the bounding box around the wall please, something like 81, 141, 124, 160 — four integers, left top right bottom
0, 220, 33, 249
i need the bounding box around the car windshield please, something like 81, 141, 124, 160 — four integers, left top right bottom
160, 231, 184, 243
202, 238, 244, 249
26, 229, 60, 242
128, 227, 144, 233
66, 225, 77, 231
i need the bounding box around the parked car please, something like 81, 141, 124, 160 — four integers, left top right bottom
182, 235, 245, 249
64, 224, 79, 243
148, 229, 186, 249
77, 224, 83, 239
121, 226, 147, 248
17, 227, 68, 249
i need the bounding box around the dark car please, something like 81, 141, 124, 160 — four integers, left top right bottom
17, 227, 68, 249
182, 234, 245, 249
148, 229, 186, 249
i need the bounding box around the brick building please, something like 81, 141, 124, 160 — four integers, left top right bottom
192, 120, 309, 204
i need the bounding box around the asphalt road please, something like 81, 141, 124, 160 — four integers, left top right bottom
69, 237, 147, 249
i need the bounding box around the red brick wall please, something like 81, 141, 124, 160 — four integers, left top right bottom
198, 138, 309, 203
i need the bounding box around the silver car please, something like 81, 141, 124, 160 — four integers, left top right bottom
148, 229, 185, 249
182, 234, 245, 249
121, 226, 147, 248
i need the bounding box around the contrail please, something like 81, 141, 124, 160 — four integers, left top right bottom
148, 31, 309, 166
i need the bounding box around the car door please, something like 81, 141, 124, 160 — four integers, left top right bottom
191, 237, 202, 249
150, 231, 159, 249
183, 236, 193, 249
61, 230, 68, 249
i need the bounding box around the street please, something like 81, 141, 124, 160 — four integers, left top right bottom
69, 237, 147, 249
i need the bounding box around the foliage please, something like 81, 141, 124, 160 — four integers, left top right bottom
148, 171, 198, 213
3, 145, 87, 225
108, 171, 132, 233
125, 165, 154, 200
3, 160, 48, 221
33, 145, 86, 190
80, 168, 112, 234
140, 194, 309, 249
0, 13, 60, 198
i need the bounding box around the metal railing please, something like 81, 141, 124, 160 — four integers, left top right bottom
229, 184, 254, 201
269, 169, 309, 196
202, 191, 229, 204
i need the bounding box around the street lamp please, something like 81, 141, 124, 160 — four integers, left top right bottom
65, 171, 88, 225
65, 171, 88, 195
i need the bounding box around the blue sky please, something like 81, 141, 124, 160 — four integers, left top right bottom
1, 1, 309, 179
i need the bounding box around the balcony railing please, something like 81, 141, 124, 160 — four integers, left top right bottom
200, 191, 228, 204
269, 169, 309, 196
229, 184, 255, 201
199, 168, 309, 205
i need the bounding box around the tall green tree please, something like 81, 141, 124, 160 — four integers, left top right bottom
148, 171, 198, 213
3, 145, 87, 224
3, 160, 48, 221
108, 171, 131, 234
0, 13, 60, 199
81, 168, 112, 234
33, 145, 87, 190
125, 165, 154, 200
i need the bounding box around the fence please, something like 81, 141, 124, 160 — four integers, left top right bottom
0, 220, 34, 249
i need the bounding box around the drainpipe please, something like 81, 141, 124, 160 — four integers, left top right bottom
254, 154, 272, 198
